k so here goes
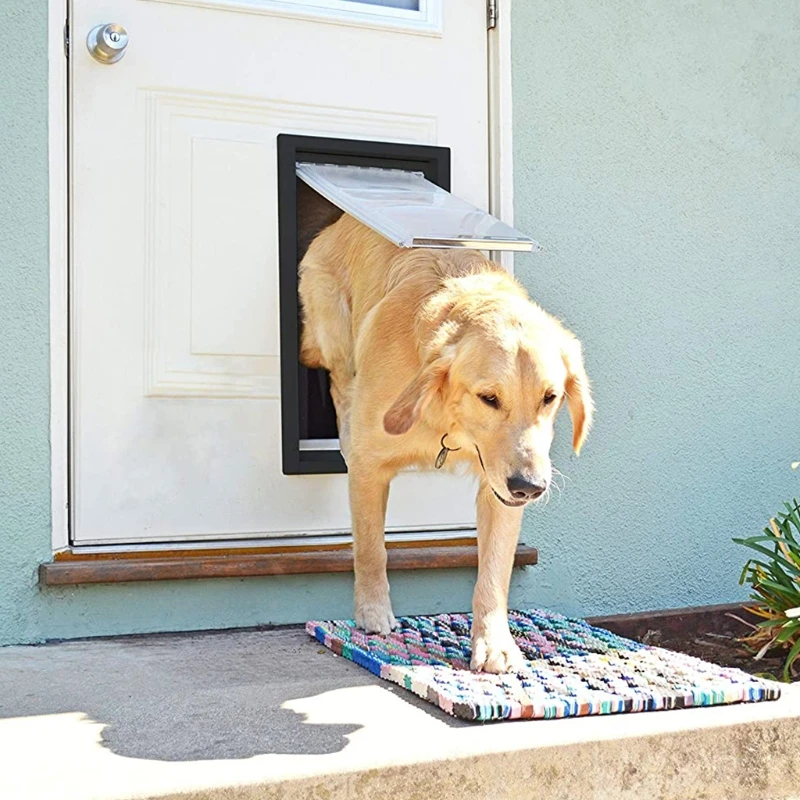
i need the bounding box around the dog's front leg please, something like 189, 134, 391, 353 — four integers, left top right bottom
470, 481, 526, 673
350, 461, 398, 634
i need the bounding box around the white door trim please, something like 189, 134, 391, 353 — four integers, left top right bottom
488, 0, 516, 273
49, 0, 69, 552
49, 0, 516, 551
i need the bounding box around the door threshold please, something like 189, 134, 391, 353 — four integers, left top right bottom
40, 542, 538, 586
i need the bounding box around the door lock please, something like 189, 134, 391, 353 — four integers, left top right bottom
87, 23, 129, 64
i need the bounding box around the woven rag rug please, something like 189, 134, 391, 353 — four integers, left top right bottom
306, 609, 781, 722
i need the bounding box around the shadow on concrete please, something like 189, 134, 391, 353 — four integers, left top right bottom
101, 704, 360, 761
0, 626, 467, 762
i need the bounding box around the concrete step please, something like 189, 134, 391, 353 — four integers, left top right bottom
0, 627, 798, 800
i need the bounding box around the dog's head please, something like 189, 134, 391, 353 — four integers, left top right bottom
383, 275, 593, 507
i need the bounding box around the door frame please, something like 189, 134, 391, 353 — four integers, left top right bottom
49, 0, 70, 551
48, 0, 517, 552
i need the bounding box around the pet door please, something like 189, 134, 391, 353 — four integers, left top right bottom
277, 134, 538, 476
295, 163, 538, 252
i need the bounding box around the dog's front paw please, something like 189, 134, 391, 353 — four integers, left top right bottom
470, 629, 526, 674
355, 595, 398, 635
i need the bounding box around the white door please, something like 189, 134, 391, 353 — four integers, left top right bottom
70, 0, 490, 545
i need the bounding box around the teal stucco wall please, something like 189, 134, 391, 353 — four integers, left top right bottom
510, 0, 800, 616
1, 0, 54, 645
1, 0, 798, 645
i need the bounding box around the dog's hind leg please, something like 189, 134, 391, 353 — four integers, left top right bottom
298, 251, 356, 461
327, 373, 353, 463
348, 459, 398, 634
298, 258, 352, 371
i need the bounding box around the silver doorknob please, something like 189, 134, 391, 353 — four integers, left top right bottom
86, 23, 129, 64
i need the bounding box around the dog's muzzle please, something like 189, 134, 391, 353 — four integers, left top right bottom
491, 489, 529, 508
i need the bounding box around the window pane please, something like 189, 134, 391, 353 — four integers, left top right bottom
347, 0, 420, 10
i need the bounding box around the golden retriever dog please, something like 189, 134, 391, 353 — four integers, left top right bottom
299, 215, 593, 673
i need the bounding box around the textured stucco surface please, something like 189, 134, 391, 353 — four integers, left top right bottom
0, 0, 53, 645
1, 0, 799, 645
510, 0, 800, 616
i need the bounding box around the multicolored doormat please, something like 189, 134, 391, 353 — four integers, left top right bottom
306, 609, 781, 722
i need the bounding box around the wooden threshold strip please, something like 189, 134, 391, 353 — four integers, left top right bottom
39, 544, 538, 586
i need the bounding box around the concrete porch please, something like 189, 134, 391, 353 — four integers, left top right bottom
1, 626, 799, 800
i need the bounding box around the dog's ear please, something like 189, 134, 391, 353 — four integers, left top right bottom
562, 336, 593, 455
383, 353, 452, 436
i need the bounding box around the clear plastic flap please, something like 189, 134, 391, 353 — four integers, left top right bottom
296, 162, 539, 252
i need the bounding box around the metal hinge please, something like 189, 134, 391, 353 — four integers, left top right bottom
487, 0, 497, 29
63, 20, 70, 58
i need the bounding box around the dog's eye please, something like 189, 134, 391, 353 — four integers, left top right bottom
543, 393, 558, 406
479, 394, 500, 409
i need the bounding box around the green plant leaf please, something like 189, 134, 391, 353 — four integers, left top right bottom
737, 555, 776, 574
774, 622, 800, 644
744, 560, 798, 592
753, 671, 781, 682
766, 564, 799, 591
756, 618, 792, 630
774, 511, 800, 546
749, 593, 779, 611
750, 594, 788, 615
735, 532, 800, 555
735, 532, 800, 577
734, 535, 800, 561
759, 581, 798, 618
782, 637, 800, 682
739, 560, 773, 585
734, 542, 800, 579
738, 561, 751, 586
779, 501, 800, 544
754, 578, 800, 602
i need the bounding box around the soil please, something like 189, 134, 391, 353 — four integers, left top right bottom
635, 625, 790, 682
592, 605, 795, 683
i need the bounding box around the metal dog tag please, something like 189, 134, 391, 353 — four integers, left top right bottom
434, 434, 460, 470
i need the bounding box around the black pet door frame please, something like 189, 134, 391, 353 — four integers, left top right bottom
277, 134, 450, 475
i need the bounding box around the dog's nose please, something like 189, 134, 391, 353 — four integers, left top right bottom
506, 474, 547, 501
